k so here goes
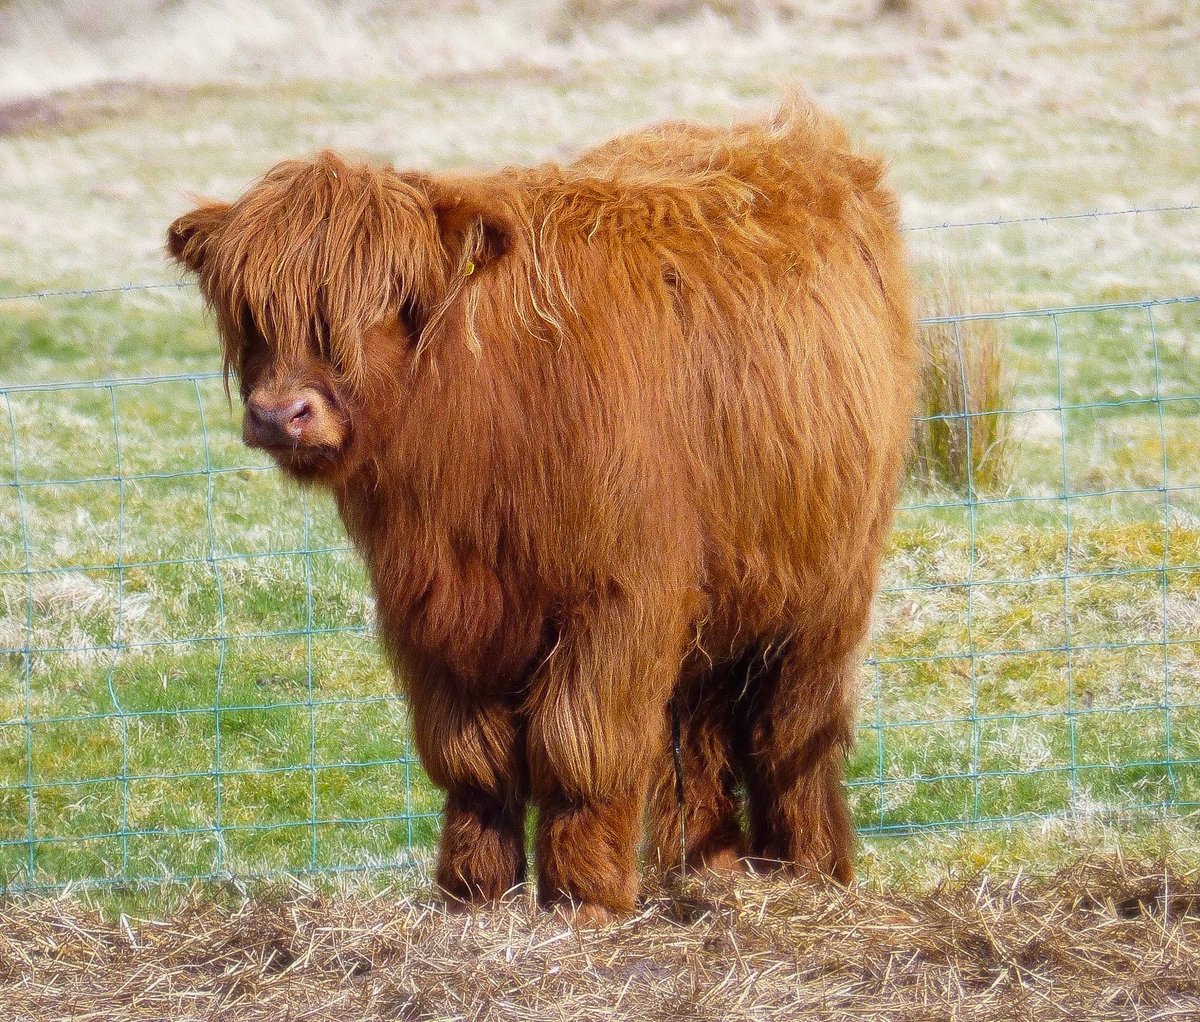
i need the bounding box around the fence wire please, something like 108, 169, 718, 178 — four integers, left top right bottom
1, 266, 1199, 894
3, 200, 1196, 306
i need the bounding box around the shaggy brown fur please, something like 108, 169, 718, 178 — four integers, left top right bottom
167, 97, 918, 919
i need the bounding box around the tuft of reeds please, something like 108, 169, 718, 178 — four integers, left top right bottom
913, 265, 1014, 496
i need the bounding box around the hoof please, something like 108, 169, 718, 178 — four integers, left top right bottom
438, 883, 528, 915
439, 892, 481, 915
550, 901, 615, 927
743, 855, 852, 885
693, 845, 748, 875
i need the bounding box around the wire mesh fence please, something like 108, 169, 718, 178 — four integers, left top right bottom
2, 237, 1199, 892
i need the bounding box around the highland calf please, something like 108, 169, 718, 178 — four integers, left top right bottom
167, 98, 919, 921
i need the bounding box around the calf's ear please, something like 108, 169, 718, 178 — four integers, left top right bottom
166, 201, 231, 275
420, 176, 516, 276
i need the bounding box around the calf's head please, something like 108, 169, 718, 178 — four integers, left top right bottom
166, 153, 512, 483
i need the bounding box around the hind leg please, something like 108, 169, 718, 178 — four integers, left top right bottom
647, 663, 748, 875
742, 641, 858, 884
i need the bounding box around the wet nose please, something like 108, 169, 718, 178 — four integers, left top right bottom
245, 394, 313, 446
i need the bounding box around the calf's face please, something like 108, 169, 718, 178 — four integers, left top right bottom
166, 154, 513, 485
234, 325, 353, 482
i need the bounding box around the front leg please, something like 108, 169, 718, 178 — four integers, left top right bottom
404, 659, 527, 904
437, 786, 526, 905
524, 593, 690, 918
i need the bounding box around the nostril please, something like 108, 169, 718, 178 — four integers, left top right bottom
245, 393, 322, 447
284, 399, 313, 434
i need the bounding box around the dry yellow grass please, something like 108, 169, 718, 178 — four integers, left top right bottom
1, 859, 1197, 1020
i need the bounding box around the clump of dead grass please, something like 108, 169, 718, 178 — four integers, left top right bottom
1, 859, 1197, 1020
558, 0, 801, 30
913, 264, 1014, 496
877, 0, 1015, 36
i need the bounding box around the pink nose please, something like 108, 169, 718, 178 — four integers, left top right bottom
245, 394, 313, 446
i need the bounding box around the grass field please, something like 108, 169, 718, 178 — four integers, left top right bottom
2, 0, 1199, 895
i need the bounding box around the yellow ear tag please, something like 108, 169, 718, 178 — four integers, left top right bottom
464, 261, 476, 276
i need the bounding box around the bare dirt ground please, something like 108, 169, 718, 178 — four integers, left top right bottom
2, 860, 1198, 1021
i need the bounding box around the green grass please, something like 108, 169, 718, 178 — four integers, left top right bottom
3, 352, 1199, 888
2, 1, 1200, 897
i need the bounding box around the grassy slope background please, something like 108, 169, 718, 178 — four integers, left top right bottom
1, 0, 1199, 894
